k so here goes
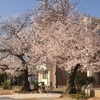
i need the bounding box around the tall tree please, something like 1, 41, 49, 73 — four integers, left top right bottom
33, 0, 100, 94
0, 12, 37, 92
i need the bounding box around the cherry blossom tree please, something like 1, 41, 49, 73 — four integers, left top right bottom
0, 12, 38, 92
0, 0, 100, 94
32, 0, 100, 94
0, 9, 49, 91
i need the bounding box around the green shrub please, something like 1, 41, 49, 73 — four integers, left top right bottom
75, 92, 86, 99
75, 75, 86, 86
75, 75, 86, 92
70, 92, 86, 100
3, 80, 11, 89
3, 81, 9, 89
34, 82, 39, 92
0, 74, 4, 85
30, 82, 39, 92
76, 94, 84, 99
86, 76, 95, 84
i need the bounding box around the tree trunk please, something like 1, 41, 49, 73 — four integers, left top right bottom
21, 68, 31, 92
4, 73, 7, 81
64, 63, 80, 94
16, 54, 31, 92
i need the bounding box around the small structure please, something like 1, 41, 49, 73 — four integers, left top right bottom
37, 64, 68, 88
28, 74, 38, 84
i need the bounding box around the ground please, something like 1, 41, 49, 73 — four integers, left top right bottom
18, 98, 39, 100
0, 87, 100, 100
0, 86, 20, 95
18, 97, 100, 100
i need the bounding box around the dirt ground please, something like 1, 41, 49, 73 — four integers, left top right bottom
0, 87, 100, 100
56, 97, 100, 100
16, 96, 100, 100
18, 97, 100, 100
0, 86, 20, 95
18, 98, 39, 100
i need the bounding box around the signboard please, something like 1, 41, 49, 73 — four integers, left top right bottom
30, 84, 34, 90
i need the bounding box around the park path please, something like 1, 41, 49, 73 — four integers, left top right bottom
0, 93, 61, 100
0, 93, 100, 100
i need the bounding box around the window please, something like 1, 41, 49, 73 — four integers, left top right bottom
43, 71, 48, 79
63, 70, 68, 78
98, 29, 100, 35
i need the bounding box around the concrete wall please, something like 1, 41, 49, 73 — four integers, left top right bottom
85, 88, 100, 98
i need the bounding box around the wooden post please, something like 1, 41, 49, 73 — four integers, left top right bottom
41, 82, 42, 95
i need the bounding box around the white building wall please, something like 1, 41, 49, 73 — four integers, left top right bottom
48, 70, 50, 86
53, 66, 56, 87
87, 70, 94, 77
38, 73, 41, 82
42, 70, 50, 86
87, 70, 99, 85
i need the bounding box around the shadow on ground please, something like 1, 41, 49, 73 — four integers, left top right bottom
0, 97, 15, 100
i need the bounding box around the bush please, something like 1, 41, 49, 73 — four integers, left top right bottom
3, 80, 11, 89
75, 75, 86, 86
30, 82, 39, 92
75, 75, 86, 92
34, 82, 39, 92
70, 92, 86, 100
75, 92, 86, 99
0, 74, 4, 85
3, 81, 9, 89
86, 76, 95, 84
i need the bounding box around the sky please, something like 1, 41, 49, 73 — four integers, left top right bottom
71, 0, 100, 18
0, 0, 37, 19
0, 0, 100, 20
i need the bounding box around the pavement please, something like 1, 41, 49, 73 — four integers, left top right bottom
0, 93, 61, 100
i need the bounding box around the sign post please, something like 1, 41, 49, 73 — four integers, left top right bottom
30, 84, 34, 93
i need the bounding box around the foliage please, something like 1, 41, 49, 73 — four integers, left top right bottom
30, 81, 39, 93
75, 75, 86, 86
70, 92, 86, 100
0, 74, 4, 85
33, 82, 39, 92
0, 10, 35, 92
75, 75, 86, 92
0, 0, 100, 93
75, 92, 86, 99
33, 0, 100, 94
33, 0, 100, 72
3, 80, 11, 89
86, 76, 95, 84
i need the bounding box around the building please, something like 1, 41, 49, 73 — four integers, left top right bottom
37, 64, 100, 88
38, 66, 68, 88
